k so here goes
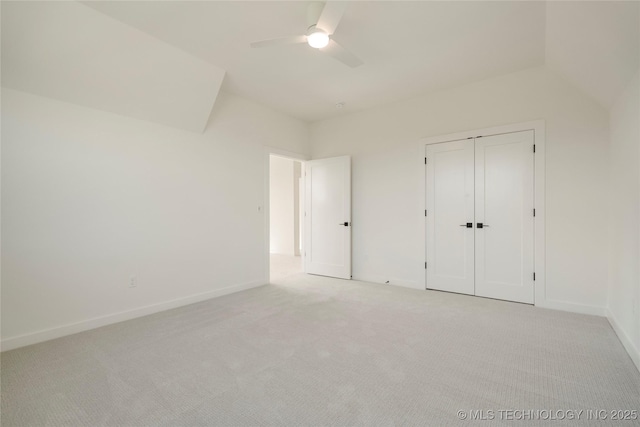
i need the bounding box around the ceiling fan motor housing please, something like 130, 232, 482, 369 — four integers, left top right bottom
306, 25, 329, 49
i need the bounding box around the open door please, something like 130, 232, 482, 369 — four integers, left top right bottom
304, 156, 351, 279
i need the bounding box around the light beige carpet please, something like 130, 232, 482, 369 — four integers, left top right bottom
2, 273, 639, 426
270, 253, 302, 282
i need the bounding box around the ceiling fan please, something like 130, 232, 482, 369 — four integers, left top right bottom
250, 1, 362, 68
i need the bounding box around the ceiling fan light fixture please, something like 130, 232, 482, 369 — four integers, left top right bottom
307, 30, 329, 49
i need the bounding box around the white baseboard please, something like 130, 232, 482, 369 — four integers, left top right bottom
606, 309, 640, 373
353, 274, 423, 290
1, 280, 266, 352
535, 299, 607, 317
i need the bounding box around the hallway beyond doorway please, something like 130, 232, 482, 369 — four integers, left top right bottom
270, 254, 302, 282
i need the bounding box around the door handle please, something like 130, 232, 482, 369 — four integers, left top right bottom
459, 223, 473, 228
477, 223, 489, 228
339, 222, 350, 226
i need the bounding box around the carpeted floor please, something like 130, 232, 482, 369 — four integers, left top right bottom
2, 273, 639, 426
270, 254, 302, 282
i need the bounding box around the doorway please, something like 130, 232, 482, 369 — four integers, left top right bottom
269, 155, 304, 282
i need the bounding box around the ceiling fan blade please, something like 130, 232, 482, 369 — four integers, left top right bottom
322, 39, 362, 68
250, 35, 306, 48
316, 1, 348, 35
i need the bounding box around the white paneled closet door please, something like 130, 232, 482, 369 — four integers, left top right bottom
474, 131, 535, 304
425, 130, 535, 304
426, 139, 475, 295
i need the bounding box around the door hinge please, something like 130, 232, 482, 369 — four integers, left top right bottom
533, 272, 536, 281
425, 210, 427, 217
533, 144, 536, 153
533, 208, 536, 217
425, 262, 427, 269
424, 157, 427, 165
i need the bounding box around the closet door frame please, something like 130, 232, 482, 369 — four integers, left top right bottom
419, 120, 545, 307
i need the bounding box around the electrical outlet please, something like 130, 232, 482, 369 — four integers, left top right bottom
129, 276, 137, 288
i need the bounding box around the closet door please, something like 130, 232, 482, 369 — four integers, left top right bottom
474, 131, 534, 304
426, 139, 475, 295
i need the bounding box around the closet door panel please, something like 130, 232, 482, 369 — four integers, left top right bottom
474, 131, 534, 304
426, 139, 475, 295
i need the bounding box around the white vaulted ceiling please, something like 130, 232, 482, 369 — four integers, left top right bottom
2, 1, 638, 127
545, 1, 640, 109
82, 0, 547, 122
1, 1, 225, 132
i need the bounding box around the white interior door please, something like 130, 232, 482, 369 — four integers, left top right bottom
474, 131, 535, 303
304, 156, 351, 279
426, 139, 475, 295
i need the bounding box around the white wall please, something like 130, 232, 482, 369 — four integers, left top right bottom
607, 71, 640, 369
310, 66, 610, 313
1, 88, 309, 350
269, 156, 295, 255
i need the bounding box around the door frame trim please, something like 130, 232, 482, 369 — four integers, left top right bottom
263, 147, 309, 285
419, 120, 545, 306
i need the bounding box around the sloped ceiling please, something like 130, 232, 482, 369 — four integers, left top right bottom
545, 1, 639, 108
2, 1, 638, 126
1, 1, 225, 133
82, 0, 546, 122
